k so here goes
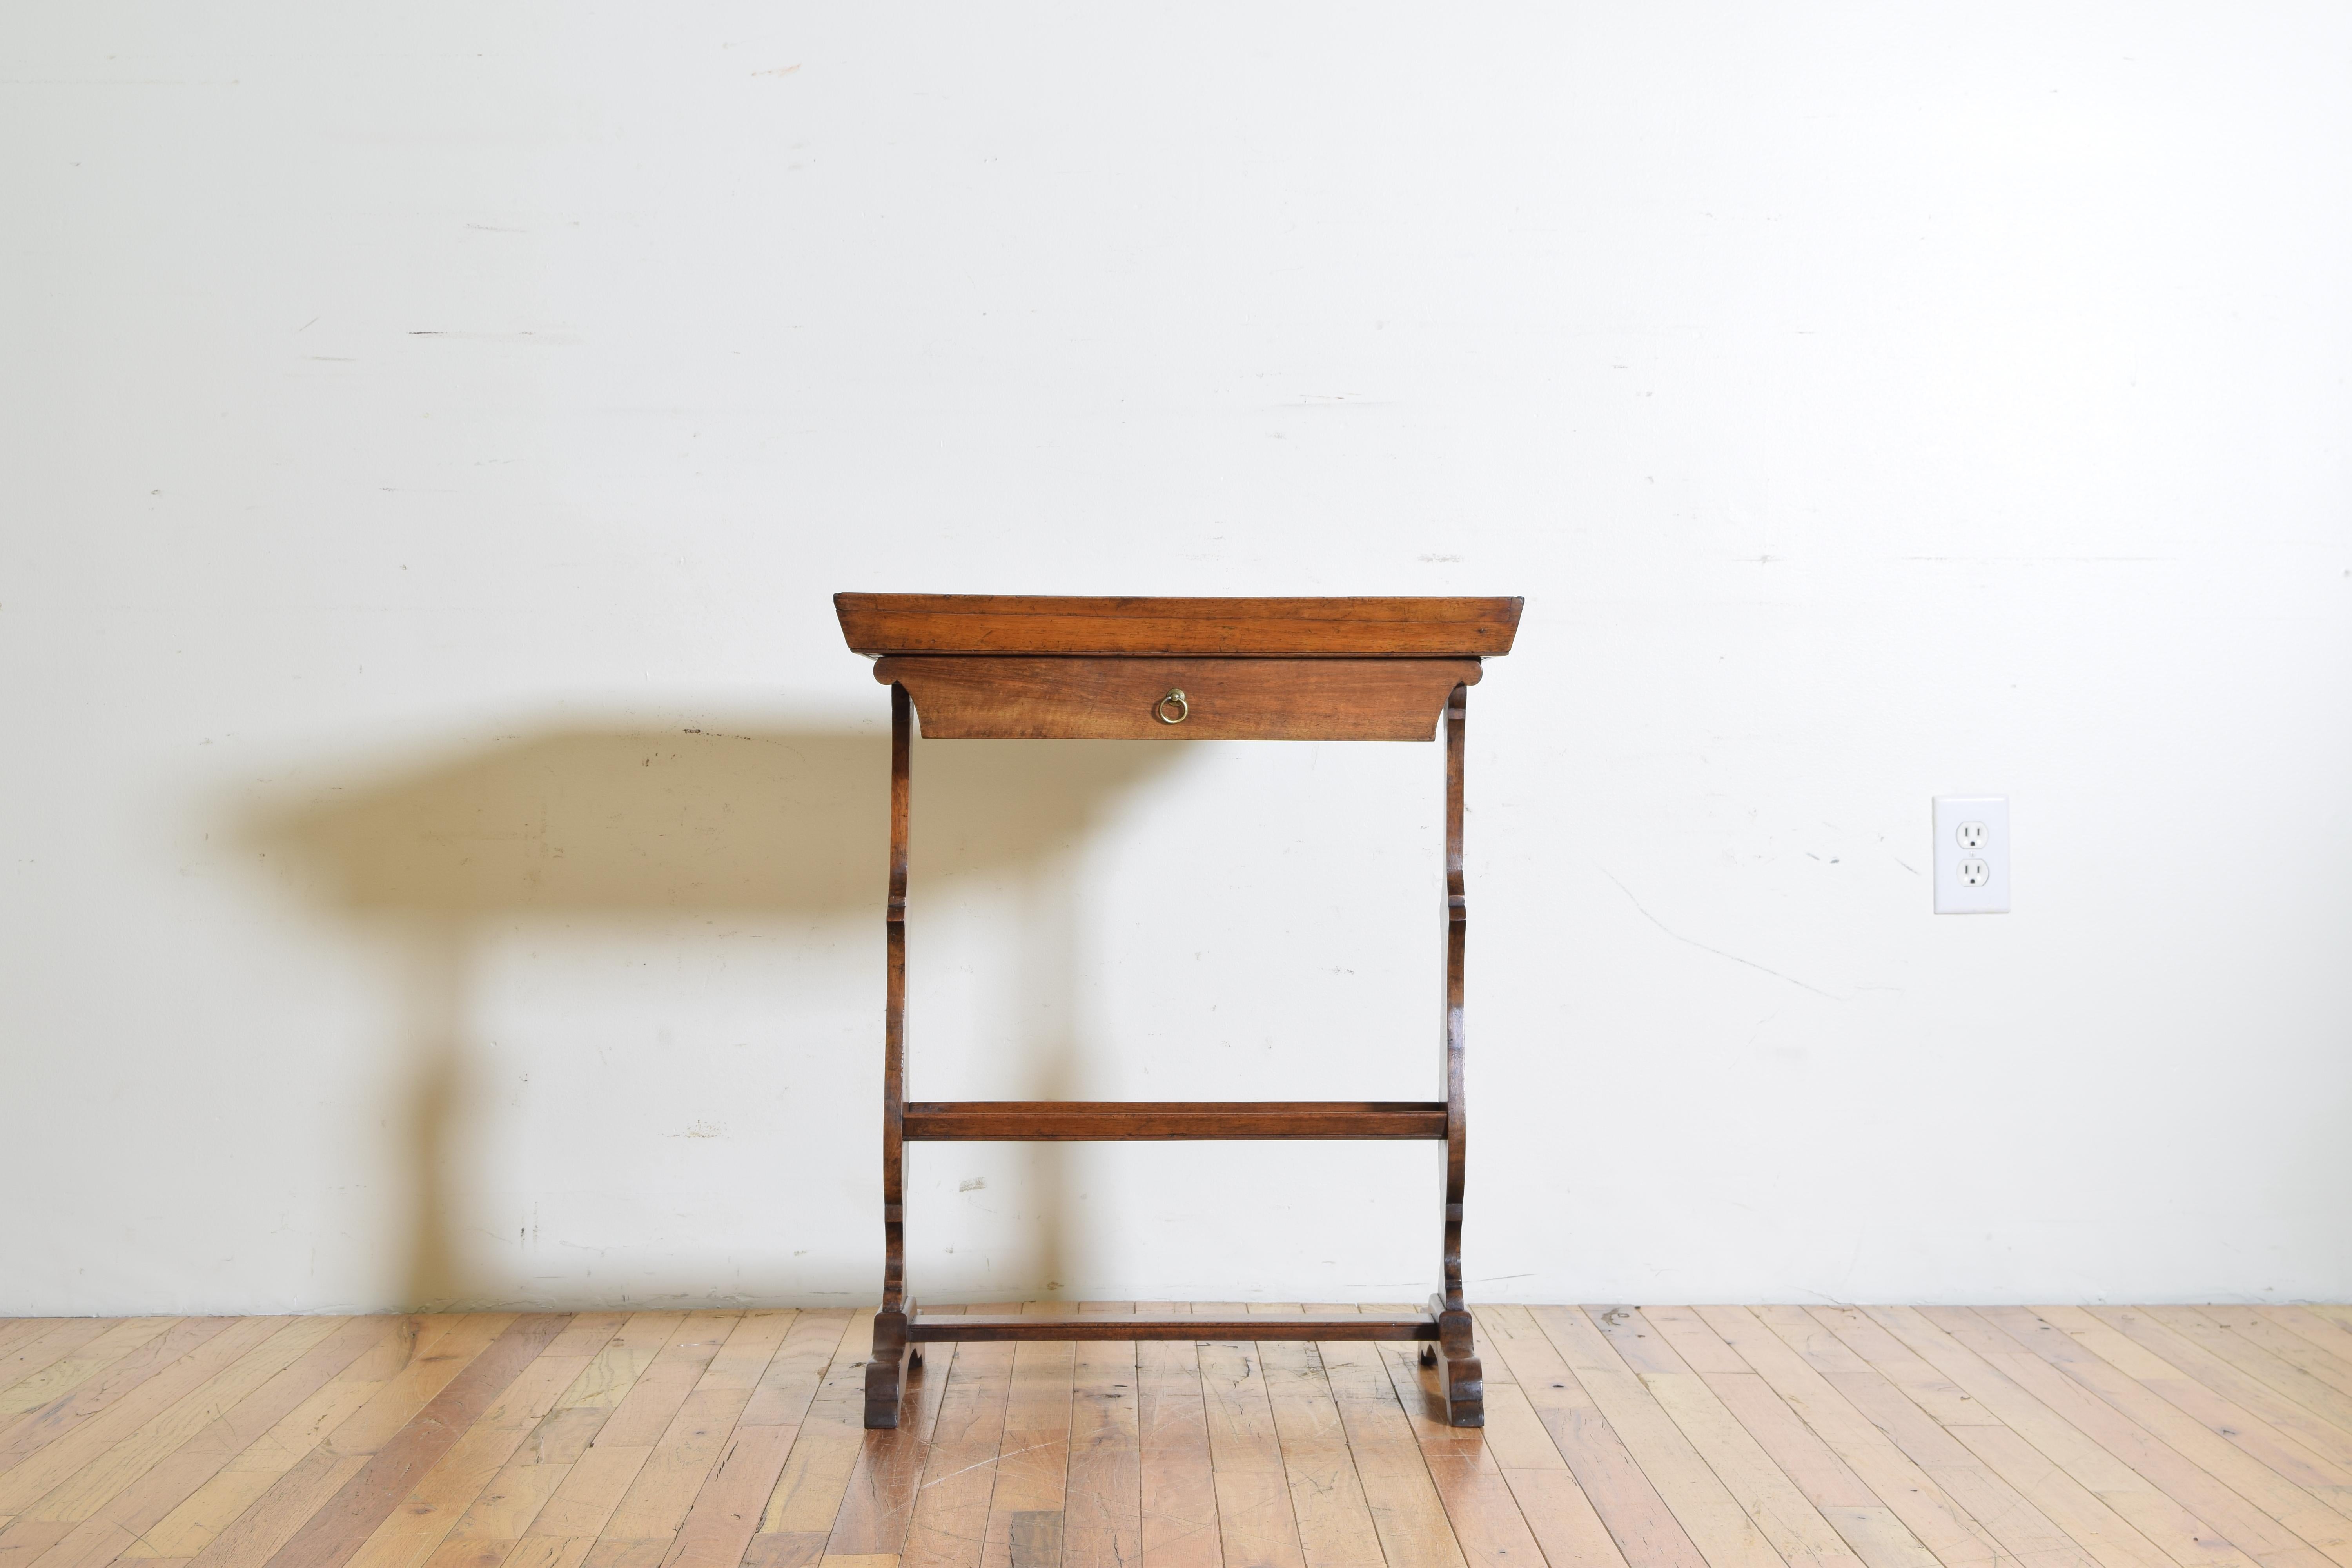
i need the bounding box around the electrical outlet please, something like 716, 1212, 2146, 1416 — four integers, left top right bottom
1934, 796, 2008, 913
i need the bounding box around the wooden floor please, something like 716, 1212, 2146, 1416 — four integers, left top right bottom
2, 1304, 2350, 1568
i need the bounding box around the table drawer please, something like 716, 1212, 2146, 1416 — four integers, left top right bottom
872, 655, 1480, 740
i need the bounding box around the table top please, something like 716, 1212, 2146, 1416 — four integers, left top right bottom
835, 594, 1523, 658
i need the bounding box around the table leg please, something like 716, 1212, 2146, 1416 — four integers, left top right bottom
1436, 682, 1483, 1426
866, 682, 915, 1428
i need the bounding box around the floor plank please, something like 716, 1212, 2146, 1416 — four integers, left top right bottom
979, 1302, 1077, 1568
1973, 1306, 2352, 1565
598, 1310, 797, 1555
9, 1316, 391, 1568
1639, 1305, 1940, 1568
0, 1323, 166, 1432
1535, 1307, 1788, 1568
2093, 1308, 2352, 1470
439, 1311, 681, 1548
0, 1304, 2345, 1568
1805, 1308, 2180, 1568
2216, 1312, 2352, 1404
668, 1309, 854, 1568
1864, 1305, 2268, 1568
0, 1320, 230, 1481
1465, 1312, 1626, 1568
1592, 1307, 1868, 1568
1920, 1306, 2340, 1568
1062, 1305, 1140, 1568
123, 1315, 434, 1561
1196, 1312, 1302, 1568
1371, 1338, 1552, 1568
1693, 1305, 2028, 1568
3, 1316, 343, 1537
752, 1310, 877, 1545
1749, 1305, 2099, 1568
1483, 1304, 1703, 1568
259, 1313, 575, 1568
338, 1314, 630, 1568
825, 1309, 956, 1559
0, 1319, 285, 1519
516, 1313, 744, 1564
1254, 1326, 1380, 1568
1136, 1304, 1220, 1568
0, 1321, 73, 1365
1316, 1338, 1465, 1568
2265, 1311, 2352, 1387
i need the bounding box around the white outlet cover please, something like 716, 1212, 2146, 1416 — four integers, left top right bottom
1933, 795, 2009, 914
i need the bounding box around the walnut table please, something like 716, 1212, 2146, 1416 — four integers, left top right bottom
833, 593, 1524, 1429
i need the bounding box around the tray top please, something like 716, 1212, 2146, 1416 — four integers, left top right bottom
835, 594, 1522, 658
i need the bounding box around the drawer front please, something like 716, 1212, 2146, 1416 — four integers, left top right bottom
873, 656, 1480, 740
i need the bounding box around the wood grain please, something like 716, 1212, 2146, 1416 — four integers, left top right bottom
19, 1317, 397, 1568
338, 1317, 625, 1568
1805, 1308, 2173, 1568
181, 1316, 504, 1568
1691, 1305, 2031, 1568
823, 1314, 955, 1558
1063, 1307, 1142, 1568
0, 1319, 71, 1364
437, 1311, 680, 1548
0, 1319, 279, 1516
258, 1313, 573, 1568
1749, 1304, 2095, 1568
664, 1311, 856, 1568
836, 595, 1523, 658
901, 1332, 1014, 1568
1638, 1307, 1941, 1568
761, 1312, 882, 1539
1859, 1305, 2265, 1568
1480, 1306, 1700, 1568
1525, 1308, 1785, 1568
2203, 1309, 2352, 1401
978, 1305, 1076, 1568
125, 1315, 434, 1561
595, 1311, 800, 1557
1196, 1330, 1305, 1568
4, 1317, 340, 1530
1970, 1305, 2352, 1564
1370, 1340, 1550, 1568
0, 1318, 229, 1478
1256, 1334, 1383, 1568
1135, 1307, 1220, 1568
1588, 1308, 1869, 1568
0, 1321, 166, 1430
1315, 1338, 1466, 1568
1917, 1306, 2336, 1568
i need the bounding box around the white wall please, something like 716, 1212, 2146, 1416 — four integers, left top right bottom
4, 3, 2348, 1316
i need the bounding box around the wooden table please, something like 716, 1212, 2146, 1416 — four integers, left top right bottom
834, 593, 1524, 1429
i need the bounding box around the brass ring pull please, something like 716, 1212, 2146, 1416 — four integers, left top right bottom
1155, 688, 1189, 725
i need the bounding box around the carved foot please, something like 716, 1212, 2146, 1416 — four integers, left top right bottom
1426, 1297, 1483, 1427
1442, 1352, 1485, 1426
863, 1350, 909, 1428
864, 1307, 913, 1430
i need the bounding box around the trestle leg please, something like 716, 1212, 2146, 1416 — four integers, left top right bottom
864, 1303, 915, 1428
